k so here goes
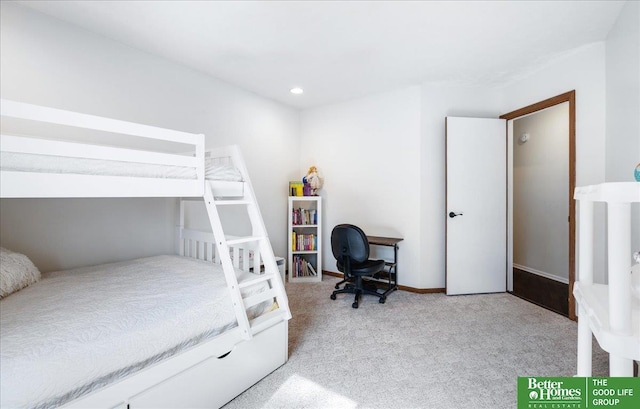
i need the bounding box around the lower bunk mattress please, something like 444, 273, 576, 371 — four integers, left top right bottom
0, 255, 274, 409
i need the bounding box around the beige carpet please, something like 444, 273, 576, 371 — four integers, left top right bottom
223, 275, 608, 409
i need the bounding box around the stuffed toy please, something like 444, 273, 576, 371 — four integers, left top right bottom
303, 166, 323, 195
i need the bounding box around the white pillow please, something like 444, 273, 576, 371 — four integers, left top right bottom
0, 247, 41, 299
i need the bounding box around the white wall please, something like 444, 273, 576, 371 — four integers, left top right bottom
308, 43, 608, 290
300, 86, 422, 287
605, 0, 640, 262
299, 27, 629, 291
606, 0, 640, 183
310, 36, 628, 290
0, 3, 300, 271
299, 84, 504, 289
0, 198, 176, 273
501, 42, 608, 283
513, 103, 569, 282
2, 2, 630, 286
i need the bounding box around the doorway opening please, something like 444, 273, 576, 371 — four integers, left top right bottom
500, 91, 576, 320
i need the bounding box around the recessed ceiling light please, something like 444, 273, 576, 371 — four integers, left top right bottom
290, 87, 304, 95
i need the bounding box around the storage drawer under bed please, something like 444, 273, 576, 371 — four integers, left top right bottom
63, 321, 287, 409
129, 321, 287, 408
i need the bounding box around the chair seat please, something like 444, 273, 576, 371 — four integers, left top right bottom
337, 258, 386, 276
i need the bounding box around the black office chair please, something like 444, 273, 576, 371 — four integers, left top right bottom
330, 224, 386, 308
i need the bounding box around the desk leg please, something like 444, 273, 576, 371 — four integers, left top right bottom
393, 244, 398, 289
379, 244, 398, 297
363, 242, 399, 298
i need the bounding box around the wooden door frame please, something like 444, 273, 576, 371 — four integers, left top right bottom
500, 90, 577, 320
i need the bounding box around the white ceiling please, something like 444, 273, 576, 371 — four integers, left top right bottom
16, 0, 625, 109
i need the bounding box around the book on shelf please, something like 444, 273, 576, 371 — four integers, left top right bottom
292, 208, 317, 225
289, 181, 304, 197
292, 255, 318, 278
308, 262, 317, 276
292, 233, 316, 251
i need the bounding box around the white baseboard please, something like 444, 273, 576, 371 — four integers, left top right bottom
513, 263, 569, 284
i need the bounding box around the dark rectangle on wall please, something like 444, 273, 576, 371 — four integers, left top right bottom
512, 267, 568, 317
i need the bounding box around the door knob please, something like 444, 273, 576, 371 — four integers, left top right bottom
449, 212, 463, 218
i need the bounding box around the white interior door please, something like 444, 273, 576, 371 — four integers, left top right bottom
446, 117, 506, 295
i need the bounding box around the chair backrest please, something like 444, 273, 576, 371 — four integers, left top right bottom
331, 224, 370, 265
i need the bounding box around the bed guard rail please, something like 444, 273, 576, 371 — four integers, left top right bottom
0, 99, 205, 198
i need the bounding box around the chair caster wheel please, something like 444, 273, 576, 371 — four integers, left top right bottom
330, 294, 337, 300
334, 284, 340, 289
379, 297, 386, 304
352, 302, 359, 309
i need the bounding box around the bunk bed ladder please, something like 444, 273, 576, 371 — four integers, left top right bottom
202, 149, 291, 340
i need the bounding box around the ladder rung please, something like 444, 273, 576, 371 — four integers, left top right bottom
226, 236, 264, 245
238, 273, 276, 289
214, 199, 251, 205
243, 288, 277, 309
250, 308, 287, 335
202, 177, 290, 342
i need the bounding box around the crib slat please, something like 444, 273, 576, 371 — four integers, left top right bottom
253, 250, 261, 274
233, 247, 240, 268
207, 242, 214, 262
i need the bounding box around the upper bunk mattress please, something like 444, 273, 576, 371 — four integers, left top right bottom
0, 255, 271, 409
0, 152, 243, 181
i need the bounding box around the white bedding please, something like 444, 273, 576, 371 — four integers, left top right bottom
0, 255, 271, 409
0, 152, 243, 181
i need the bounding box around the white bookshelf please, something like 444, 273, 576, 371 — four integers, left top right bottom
288, 196, 322, 283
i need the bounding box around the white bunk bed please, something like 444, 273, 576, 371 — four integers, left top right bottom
573, 182, 640, 377
0, 99, 291, 408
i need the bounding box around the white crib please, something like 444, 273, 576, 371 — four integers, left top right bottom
573, 182, 640, 376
